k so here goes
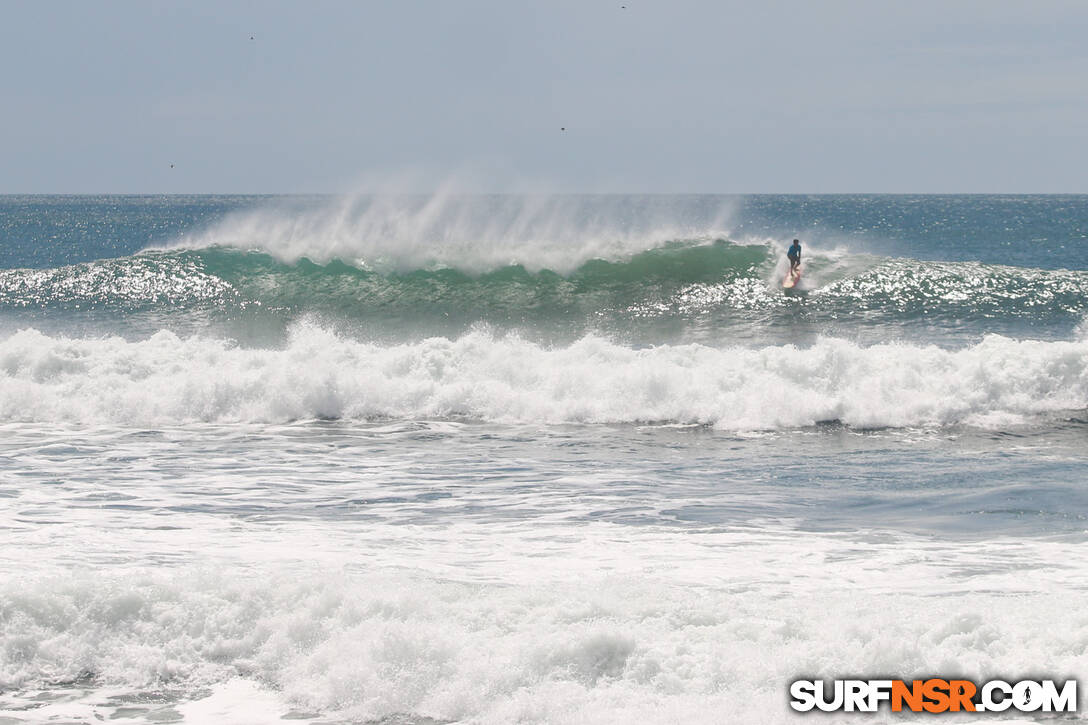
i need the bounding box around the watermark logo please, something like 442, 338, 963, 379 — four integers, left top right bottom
789, 678, 1077, 713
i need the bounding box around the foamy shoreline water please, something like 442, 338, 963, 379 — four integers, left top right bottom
5, 509, 1087, 724
5, 520, 1087, 723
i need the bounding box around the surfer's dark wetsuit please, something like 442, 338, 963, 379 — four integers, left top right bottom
787, 240, 802, 272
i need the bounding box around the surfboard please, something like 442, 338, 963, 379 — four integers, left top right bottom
782, 267, 801, 289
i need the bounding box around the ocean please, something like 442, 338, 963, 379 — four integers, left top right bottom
1, 194, 1086, 723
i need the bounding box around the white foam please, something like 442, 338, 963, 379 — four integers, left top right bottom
177, 679, 287, 723
0, 324, 1084, 429
164, 190, 739, 274
3, 528, 1086, 724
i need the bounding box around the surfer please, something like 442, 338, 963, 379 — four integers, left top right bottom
787, 239, 802, 273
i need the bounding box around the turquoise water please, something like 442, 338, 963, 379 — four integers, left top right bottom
1, 195, 1087, 724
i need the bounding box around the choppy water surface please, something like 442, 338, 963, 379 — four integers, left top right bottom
1, 195, 1087, 723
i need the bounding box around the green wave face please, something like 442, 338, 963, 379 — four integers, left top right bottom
0, 240, 767, 313
1, 240, 1086, 344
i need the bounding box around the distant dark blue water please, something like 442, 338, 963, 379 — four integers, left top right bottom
733, 194, 1088, 270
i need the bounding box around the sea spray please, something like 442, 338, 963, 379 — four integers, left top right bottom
166, 192, 740, 274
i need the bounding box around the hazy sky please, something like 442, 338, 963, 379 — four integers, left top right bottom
3, 1, 1087, 193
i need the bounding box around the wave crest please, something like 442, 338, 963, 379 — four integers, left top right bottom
1, 324, 1084, 429
167, 193, 739, 274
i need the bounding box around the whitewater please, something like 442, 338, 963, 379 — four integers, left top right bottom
2, 326, 1087, 429
2, 194, 1087, 724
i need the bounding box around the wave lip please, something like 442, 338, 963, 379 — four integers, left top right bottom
166, 193, 740, 274
1, 324, 1084, 430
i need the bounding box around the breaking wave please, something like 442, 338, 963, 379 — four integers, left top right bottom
1, 323, 1085, 429
1, 244, 1085, 333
